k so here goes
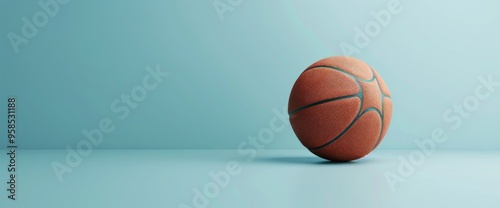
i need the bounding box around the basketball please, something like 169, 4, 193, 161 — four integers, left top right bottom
288, 56, 393, 162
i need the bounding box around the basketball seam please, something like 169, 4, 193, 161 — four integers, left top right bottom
288, 66, 371, 115
288, 94, 360, 116
308, 107, 382, 150
304, 65, 375, 82
370, 66, 392, 150
291, 64, 392, 152
305, 66, 391, 152
305, 66, 368, 150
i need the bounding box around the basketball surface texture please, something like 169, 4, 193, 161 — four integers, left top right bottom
288, 56, 393, 162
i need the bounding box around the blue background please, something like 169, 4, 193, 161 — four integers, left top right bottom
1, 0, 500, 150
2, 1, 500, 208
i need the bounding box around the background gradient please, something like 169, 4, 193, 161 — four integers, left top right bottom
1, 0, 500, 150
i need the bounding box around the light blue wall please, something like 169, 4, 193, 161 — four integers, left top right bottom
1, 0, 499, 149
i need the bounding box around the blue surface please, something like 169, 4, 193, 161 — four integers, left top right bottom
1, 150, 500, 208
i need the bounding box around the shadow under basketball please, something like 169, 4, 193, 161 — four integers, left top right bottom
255, 156, 375, 165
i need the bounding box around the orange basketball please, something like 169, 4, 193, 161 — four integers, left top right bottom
288, 56, 393, 162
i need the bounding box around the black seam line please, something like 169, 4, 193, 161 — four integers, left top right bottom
294, 65, 367, 149
304, 65, 376, 82
288, 93, 360, 116
308, 107, 382, 151
308, 65, 389, 151
294, 65, 386, 151
370, 66, 387, 150
289, 65, 374, 116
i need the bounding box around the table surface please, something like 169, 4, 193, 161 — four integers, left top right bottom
1, 149, 499, 208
